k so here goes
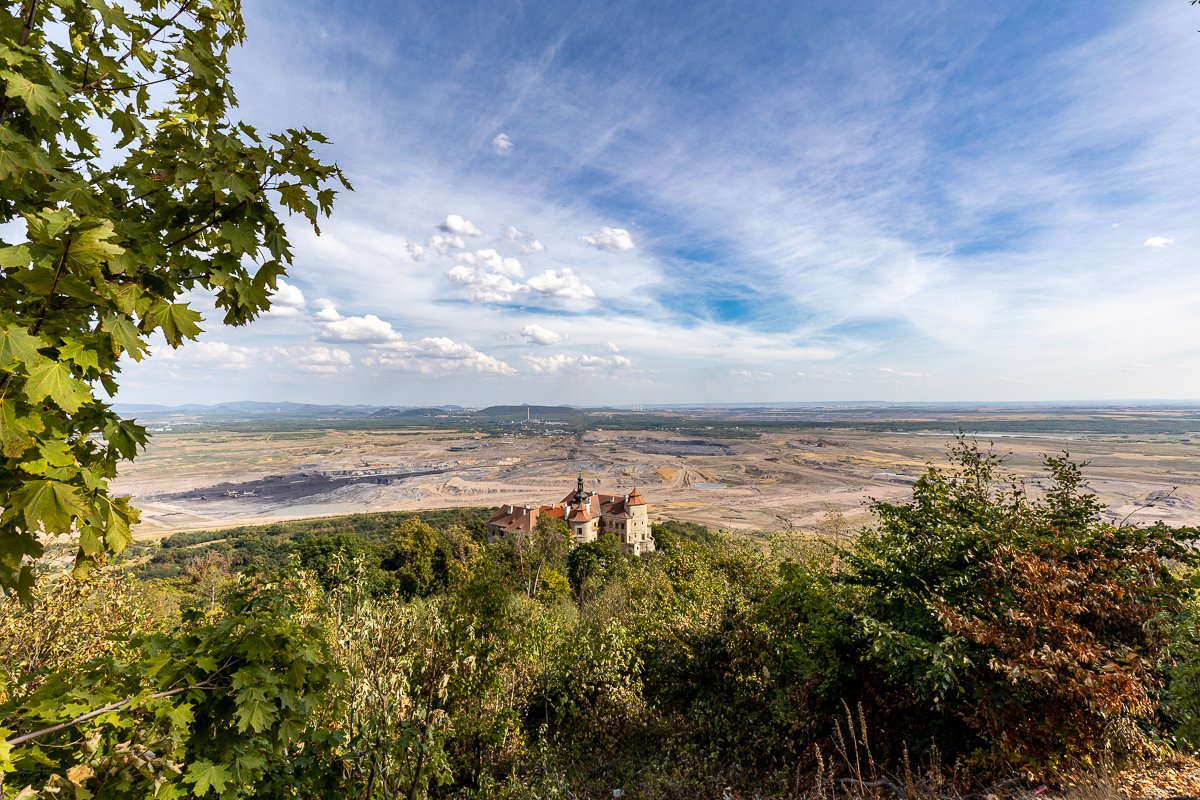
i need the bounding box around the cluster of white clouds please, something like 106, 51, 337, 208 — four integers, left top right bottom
520, 323, 566, 345
524, 353, 633, 374
314, 302, 400, 343
364, 337, 515, 375
403, 213, 599, 304
156, 340, 353, 375
439, 214, 483, 237
580, 226, 635, 251
311, 301, 513, 375
267, 278, 307, 317
525, 268, 594, 300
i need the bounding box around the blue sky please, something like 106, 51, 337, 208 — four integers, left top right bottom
121, 1, 1200, 406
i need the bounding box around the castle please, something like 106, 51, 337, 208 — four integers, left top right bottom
486, 474, 656, 556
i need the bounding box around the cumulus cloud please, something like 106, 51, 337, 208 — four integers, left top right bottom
526, 268, 595, 300
581, 226, 635, 251
365, 337, 515, 375
503, 225, 545, 253
446, 264, 524, 303
439, 214, 483, 237
156, 340, 351, 377
271, 345, 352, 374
428, 233, 466, 255
267, 278, 306, 317
492, 132, 513, 154
406, 243, 426, 261
520, 324, 566, 345
156, 340, 257, 369
456, 248, 524, 278
604, 341, 620, 353
1143, 236, 1175, 248
313, 302, 401, 343
524, 353, 632, 373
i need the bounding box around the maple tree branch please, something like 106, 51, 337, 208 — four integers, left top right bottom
5, 680, 217, 748
79, 0, 195, 94
163, 197, 252, 252
92, 70, 190, 94
29, 235, 73, 336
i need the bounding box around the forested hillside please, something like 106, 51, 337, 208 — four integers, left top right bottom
3, 441, 1199, 798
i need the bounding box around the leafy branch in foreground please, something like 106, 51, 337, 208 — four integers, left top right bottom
0, 0, 349, 596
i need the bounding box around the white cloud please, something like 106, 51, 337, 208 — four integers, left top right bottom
407, 243, 426, 261
1143, 236, 1175, 248
154, 341, 350, 377
456, 248, 524, 278
446, 264, 524, 302
439, 214, 483, 237
526, 268, 595, 300
268, 278, 306, 317
878, 367, 933, 379
271, 345, 353, 374
520, 323, 566, 345
313, 304, 401, 343
581, 226, 635, 251
524, 353, 632, 373
156, 340, 257, 369
604, 341, 620, 353
492, 132, 513, 154
429, 233, 466, 254
504, 225, 545, 253
366, 337, 515, 375
729, 369, 774, 381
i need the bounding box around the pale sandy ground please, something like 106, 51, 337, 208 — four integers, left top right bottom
111, 426, 1200, 540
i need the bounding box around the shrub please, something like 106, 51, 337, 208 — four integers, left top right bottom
842, 439, 1197, 771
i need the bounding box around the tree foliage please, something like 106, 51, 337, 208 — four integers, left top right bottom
0, 0, 348, 595
821, 439, 1198, 770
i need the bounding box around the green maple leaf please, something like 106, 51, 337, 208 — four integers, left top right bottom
66, 219, 125, 268
0, 70, 60, 117
142, 301, 203, 347
0, 324, 43, 367
0, 244, 30, 268
58, 337, 101, 372
184, 760, 231, 797
103, 417, 147, 460
23, 360, 91, 414
0, 397, 42, 458
19, 479, 85, 534
235, 697, 276, 733
101, 314, 149, 360
105, 498, 134, 552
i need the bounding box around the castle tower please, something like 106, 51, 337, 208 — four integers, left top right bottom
625, 487, 654, 554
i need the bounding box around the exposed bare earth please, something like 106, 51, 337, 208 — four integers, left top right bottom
113, 423, 1200, 540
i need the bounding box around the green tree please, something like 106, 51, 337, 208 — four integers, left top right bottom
386, 517, 439, 597
0, 0, 348, 596
839, 439, 1197, 770
566, 532, 623, 601
0, 574, 342, 797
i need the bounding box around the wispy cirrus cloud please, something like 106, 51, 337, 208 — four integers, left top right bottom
116, 1, 1200, 405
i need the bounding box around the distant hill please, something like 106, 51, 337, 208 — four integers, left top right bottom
475, 405, 579, 418
112, 401, 384, 418
369, 406, 456, 419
